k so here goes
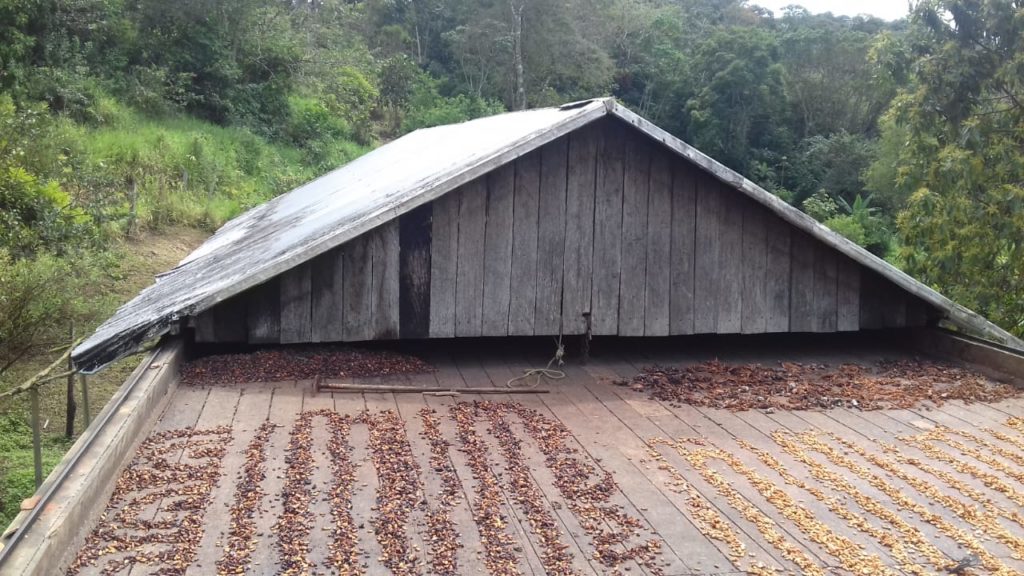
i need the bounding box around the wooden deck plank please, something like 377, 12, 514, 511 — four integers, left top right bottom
449, 352, 550, 576
187, 388, 270, 575
301, 390, 339, 573
249, 386, 304, 573
120, 386, 232, 576
790, 409, 1009, 563
473, 353, 603, 575
691, 406, 896, 562
505, 353, 694, 575
739, 408, 967, 569
599, 356, 828, 572
566, 355, 769, 572
391, 382, 488, 575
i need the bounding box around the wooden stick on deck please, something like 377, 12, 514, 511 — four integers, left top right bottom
318, 383, 549, 394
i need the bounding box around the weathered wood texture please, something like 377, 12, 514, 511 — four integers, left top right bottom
535, 136, 569, 335
509, 149, 541, 336
280, 263, 312, 343
398, 204, 432, 339
562, 125, 598, 334
591, 120, 625, 335
618, 132, 650, 337
194, 119, 936, 344
311, 249, 344, 342
342, 234, 373, 341
429, 189, 460, 338
454, 179, 487, 337
669, 162, 697, 335
370, 219, 400, 339
482, 164, 515, 336
644, 150, 672, 337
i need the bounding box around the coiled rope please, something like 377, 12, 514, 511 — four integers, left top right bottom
506, 336, 566, 389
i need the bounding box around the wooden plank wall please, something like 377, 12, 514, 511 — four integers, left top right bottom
193, 118, 938, 344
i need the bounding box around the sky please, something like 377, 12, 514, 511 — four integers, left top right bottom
752, 0, 911, 21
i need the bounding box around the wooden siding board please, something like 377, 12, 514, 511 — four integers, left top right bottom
279, 263, 312, 343
215, 297, 247, 342
561, 125, 598, 334
669, 163, 697, 335
193, 311, 216, 343
311, 248, 345, 342
429, 190, 460, 337
693, 174, 721, 333
371, 219, 400, 339
790, 231, 815, 332
741, 202, 768, 334
836, 256, 860, 331
882, 282, 908, 328
482, 164, 515, 336
906, 297, 928, 327
618, 136, 650, 336
644, 150, 671, 336
246, 278, 280, 344
535, 137, 569, 335
765, 215, 791, 332
859, 271, 885, 330
509, 150, 541, 336
812, 243, 838, 332
591, 122, 625, 335
455, 179, 487, 337
342, 235, 373, 341
716, 187, 743, 333
399, 203, 432, 339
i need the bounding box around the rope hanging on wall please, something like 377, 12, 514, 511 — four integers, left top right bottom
506, 335, 566, 389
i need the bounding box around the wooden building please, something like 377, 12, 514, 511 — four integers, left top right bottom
72, 98, 1022, 371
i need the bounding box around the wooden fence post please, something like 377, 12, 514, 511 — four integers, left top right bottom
29, 387, 43, 488
65, 323, 77, 438
81, 374, 90, 427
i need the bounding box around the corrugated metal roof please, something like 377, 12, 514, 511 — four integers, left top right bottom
72, 98, 1022, 372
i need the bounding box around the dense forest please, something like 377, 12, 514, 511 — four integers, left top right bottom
0, 0, 1022, 408
2, 0, 1023, 365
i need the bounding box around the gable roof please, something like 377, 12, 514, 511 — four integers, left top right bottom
72, 98, 1023, 372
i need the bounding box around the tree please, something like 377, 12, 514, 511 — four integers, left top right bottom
685, 28, 787, 174
874, 0, 1024, 336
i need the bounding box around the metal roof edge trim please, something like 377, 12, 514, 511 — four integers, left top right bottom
606, 102, 1024, 349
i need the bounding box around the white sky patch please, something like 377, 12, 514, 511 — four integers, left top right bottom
751, 0, 911, 21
